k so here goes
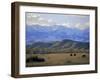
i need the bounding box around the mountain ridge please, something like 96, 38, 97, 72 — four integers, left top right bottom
26, 25, 89, 45
26, 39, 89, 53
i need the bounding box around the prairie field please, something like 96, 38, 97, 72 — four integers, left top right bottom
26, 53, 89, 67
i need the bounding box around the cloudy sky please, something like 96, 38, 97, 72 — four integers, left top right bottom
26, 12, 90, 30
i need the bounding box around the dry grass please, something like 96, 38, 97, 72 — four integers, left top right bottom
26, 53, 89, 67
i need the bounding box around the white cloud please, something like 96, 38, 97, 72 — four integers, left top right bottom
26, 13, 55, 26
55, 22, 89, 30
26, 13, 40, 18
61, 23, 71, 28
75, 22, 89, 30
26, 13, 89, 30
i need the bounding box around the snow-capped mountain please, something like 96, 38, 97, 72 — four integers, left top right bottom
26, 24, 89, 45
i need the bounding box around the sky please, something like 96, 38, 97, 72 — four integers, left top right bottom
26, 12, 90, 30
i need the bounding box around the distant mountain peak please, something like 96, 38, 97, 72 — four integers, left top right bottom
26, 25, 89, 44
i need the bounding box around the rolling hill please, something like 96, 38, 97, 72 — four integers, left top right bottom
26, 39, 89, 53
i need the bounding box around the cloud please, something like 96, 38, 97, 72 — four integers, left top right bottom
26, 13, 54, 26
55, 22, 89, 30
61, 23, 72, 28
26, 13, 89, 30
75, 22, 89, 30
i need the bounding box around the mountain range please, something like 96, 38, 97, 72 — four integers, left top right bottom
26, 24, 89, 45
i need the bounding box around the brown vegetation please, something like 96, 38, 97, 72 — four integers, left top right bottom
26, 53, 89, 67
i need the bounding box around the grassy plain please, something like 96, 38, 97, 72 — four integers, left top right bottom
26, 52, 89, 67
